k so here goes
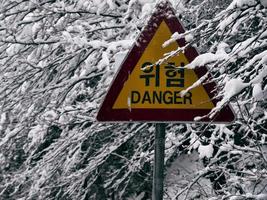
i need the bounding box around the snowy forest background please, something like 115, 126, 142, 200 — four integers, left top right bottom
0, 0, 267, 199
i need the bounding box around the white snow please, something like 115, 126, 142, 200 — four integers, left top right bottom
219, 143, 233, 152
97, 51, 110, 69
0, 153, 5, 167
58, 114, 69, 124
185, 34, 194, 43
72, 36, 88, 48
62, 31, 72, 43
260, 29, 267, 39
165, 138, 173, 149
6, 44, 22, 56
0, 127, 22, 147
101, 52, 109, 66
140, 2, 154, 18
128, 192, 145, 200
260, 0, 267, 7
20, 81, 29, 93
234, 193, 267, 200
180, 72, 208, 97
86, 101, 97, 108
31, 22, 42, 37
37, 60, 46, 68
240, 50, 267, 74
227, 0, 257, 11
184, 52, 229, 69
42, 110, 59, 122
167, 132, 178, 145
138, 0, 154, 5
216, 42, 230, 54
113, 51, 128, 70
252, 83, 265, 101
198, 144, 214, 159
162, 32, 194, 48
27, 50, 37, 63
193, 116, 203, 121
93, 0, 106, 14
88, 40, 108, 49
23, 13, 35, 22
223, 78, 249, 100
107, 40, 134, 52
218, 11, 240, 31
162, 32, 182, 48
232, 36, 257, 57
210, 78, 249, 118
189, 132, 201, 150
27, 124, 46, 151
0, 112, 7, 125
26, 104, 35, 117
223, 127, 234, 136
165, 151, 212, 199
251, 65, 267, 84
148, 126, 154, 133
106, 0, 116, 9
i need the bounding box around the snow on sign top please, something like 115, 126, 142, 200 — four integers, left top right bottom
97, 0, 235, 123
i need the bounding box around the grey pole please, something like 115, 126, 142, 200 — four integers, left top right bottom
152, 123, 166, 200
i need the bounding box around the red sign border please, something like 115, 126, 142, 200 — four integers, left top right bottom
97, 1, 235, 123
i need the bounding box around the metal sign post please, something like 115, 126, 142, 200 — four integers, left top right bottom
153, 123, 166, 200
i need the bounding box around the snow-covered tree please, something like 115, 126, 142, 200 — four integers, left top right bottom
0, 0, 266, 199
165, 0, 267, 199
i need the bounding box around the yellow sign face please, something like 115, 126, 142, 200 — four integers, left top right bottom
113, 20, 214, 109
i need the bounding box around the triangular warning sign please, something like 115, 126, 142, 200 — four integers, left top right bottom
97, 1, 235, 123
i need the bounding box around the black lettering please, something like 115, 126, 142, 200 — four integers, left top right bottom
184, 91, 192, 104
140, 74, 154, 86
155, 64, 160, 87
142, 91, 151, 104
163, 91, 173, 104
174, 91, 182, 104
140, 62, 153, 86
179, 62, 185, 78
178, 69, 185, 78
131, 91, 140, 104
134, 90, 192, 105
153, 91, 162, 104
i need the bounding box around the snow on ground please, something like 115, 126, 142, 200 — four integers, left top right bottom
164, 151, 212, 199
260, 0, 267, 7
